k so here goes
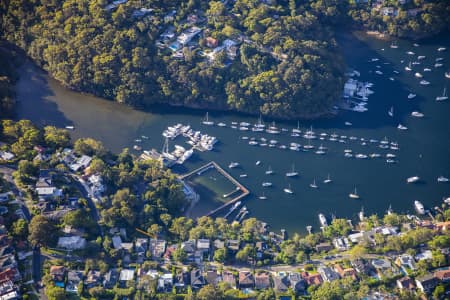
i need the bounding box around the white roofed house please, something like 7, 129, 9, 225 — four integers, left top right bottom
35, 170, 63, 199
119, 269, 135, 284
70, 155, 92, 172
57, 236, 87, 250
149, 239, 166, 259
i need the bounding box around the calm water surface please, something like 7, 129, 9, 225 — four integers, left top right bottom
15, 33, 450, 234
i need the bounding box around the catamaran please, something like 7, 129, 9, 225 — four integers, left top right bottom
436, 87, 448, 101
286, 164, 299, 177
349, 187, 360, 199
202, 112, 214, 125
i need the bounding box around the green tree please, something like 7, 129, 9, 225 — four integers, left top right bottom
28, 215, 58, 247
11, 219, 28, 240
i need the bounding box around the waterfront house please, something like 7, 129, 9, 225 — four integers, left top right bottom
70, 155, 92, 172
103, 269, 119, 289
85, 270, 102, 288
318, 266, 340, 282
222, 271, 236, 288
50, 266, 66, 287
238, 271, 254, 289
396, 276, 415, 290
66, 270, 83, 294
190, 269, 205, 290
315, 242, 332, 252
254, 272, 271, 290
415, 274, 439, 294
333, 237, 350, 251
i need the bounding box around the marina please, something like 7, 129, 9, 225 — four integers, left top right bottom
14, 32, 450, 233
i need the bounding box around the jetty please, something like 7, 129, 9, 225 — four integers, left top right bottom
180, 161, 250, 218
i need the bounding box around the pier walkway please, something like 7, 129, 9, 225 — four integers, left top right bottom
179, 161, 250, 218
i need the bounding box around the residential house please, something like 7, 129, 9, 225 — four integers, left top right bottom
333, 237, 350, 251
35, 171, 62, 199
164, 10, 176, 23
190, 269, 205, 290
85, 270, 102, 288
66, 271, 83, 294
396, 276, 415, 290
0, 267, 21, 283
380, 7, 398, 16
57, 236, 87, 250
206, 270, 221, 286
371, 258, 394, 276
415, 250, 433, 261
213, 239, 225, 249
273, 274, 289, 292
227, 240, 240, 252
50, 266, 66, 287
434, 267, 450, 282
301, 272, 323, 286
112, 235, 122, 250
238, 271, 254, 289
174, 271, 190, 293
135, 238, 148, 254
395, 254, 416, 271
318, 266, 340, 282
222, 271, 236, 289
0, 151, 14, 161
315, 242, 332, 252
158, 273, 173, 292
288, 272, 306, 294
352, 258, 373, 276
0, 280, 20, 299
254, 272, 271, 290
334, 264, 358, 281
149, 239, 166, 258
177, 27, 202, 45
103, 269, 119, 289
119, 269, 135, 285
197, 239, 210, 254
255, 241, 267, 260
415, 274, 439, 294
181, 240, 196, 262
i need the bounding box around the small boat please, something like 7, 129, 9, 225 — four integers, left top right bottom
389, 77, 394, 81
407, 176, 420, 183
133, 145, 142, 151
318, 213, 328, 227
239, 174, 248, 178
407, 93, 416, 99
65, 125, 75, 130
375, 70, 383, 75
286, 164, 299, 177
217, 122, 227, 127
359, 207, 365, 221
419, 80, 430, 85
417, 55, 425, 60
437, 47, 446, 52
413, 43, 419, 47
405, 62, 412, 71
397, 124, 408, 130
411, 111, 424, 118
202, 112, 214, 126
437, 176, 449, 183
141, 135, 149, 139
387, 205, 393, 215
262, 182, 272, 187
228, 162, 239, 168
256, 160, 261, 166
323, 174, 332, 184
415, 72, 423, 78
390, 41, 398, 49
388, 106, 394, 117
265, 166, 274, 175
292, 121, 302, 134
284, 184, 293, 194
436, 87, 448, 101
406, 51, 415, 55
445, 71, 450, 79
435, 63, 443, 68
345, 121, 352, 126
349, 187, 360, 199
259, 192, 267, 200
414, 200, 425, 215
355, 154, 368, 159
310, 179, 318, 189
423, 68, 431, 72
436, 57, 444, 62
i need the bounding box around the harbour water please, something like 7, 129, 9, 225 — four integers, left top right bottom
14, 32, 450, 233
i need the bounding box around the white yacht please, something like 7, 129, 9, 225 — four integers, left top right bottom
414, 72, 423, 78
405, 62, 412, 71
420, 80, 430, 85
255, 160, 261, 166
390, 41, 398, 49
323, 174, 332, 184
202, 112, 214, 125
407, 176, 420, 183
355, 154, 368, 159
414, 200, 425, 215
345, 121, 352, 126
217, 122, 227, 127
259, 193, 267, 200
262, 182, 272, 187
423, 68, 431, 72
265, 166, 274, 175
437, 176, 449, 183
349, 187, 360, 199
397, 124, 408, 130
359, 207, 365, 222
228, 162, 240, 168
406, 51, 415, 55
407, 93, 416, 99
310, 179, 318, 189
283, 184, 293, 194
411, 111, 424, 118
286, 164, 299, 177
436, 87, 448, 101
292, 121, 301, 134
318, 213, 328, 227
445, 72, 450, 79
417, 55, 425, 60
375, 70, 383, 75
388, 106, 394, 117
